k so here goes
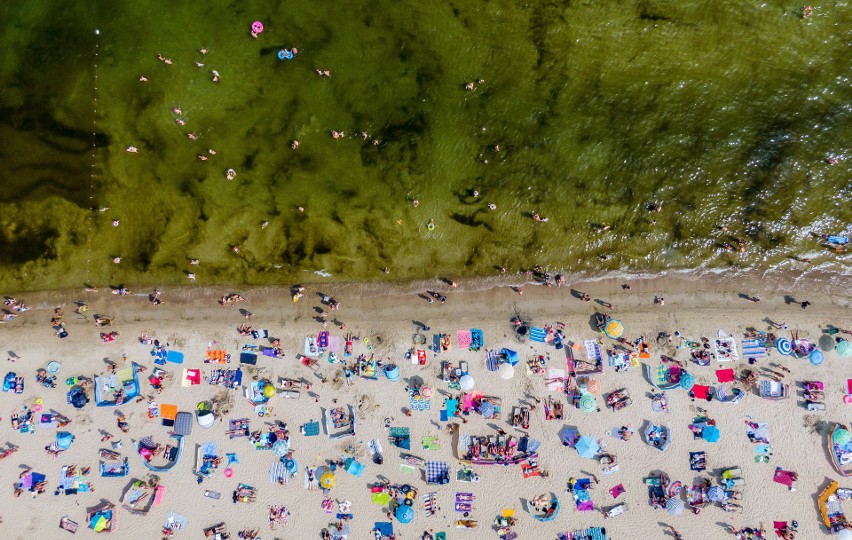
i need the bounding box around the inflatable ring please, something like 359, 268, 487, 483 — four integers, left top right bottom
427, 223, 435, 231
224, 468, 234, 478
404, 498, 413, 506
251, 21, 264, 34
400, 485, 412, 494
844, 395, 852, 404
421, 386, 432, 398
406, 491, 415, 500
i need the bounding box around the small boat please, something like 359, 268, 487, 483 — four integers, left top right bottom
829, 423, 852, 477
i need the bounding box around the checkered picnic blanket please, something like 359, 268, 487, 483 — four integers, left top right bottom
426, 461, 448, 484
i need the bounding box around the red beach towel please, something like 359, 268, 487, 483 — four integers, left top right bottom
716, 369, 735, 383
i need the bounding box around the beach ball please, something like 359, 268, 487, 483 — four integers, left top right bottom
320, 472, 335, 489
459, 375, 475, 391
263, 384, 276, 398
498, 362, 515, 380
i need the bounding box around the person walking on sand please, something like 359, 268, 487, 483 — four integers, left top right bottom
800, 301, 811, 310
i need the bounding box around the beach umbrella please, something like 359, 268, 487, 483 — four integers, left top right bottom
70, 389, 88, 409
832, 429, 851, 445
586, 379, 601, 394
459, 375, 475, 391
665, 497, 684, 515
575, 436, 600, 459
498, 362, 515, 380
776, 338, 792, 356
263, 383, 276, 398
707, 486, 725, 502
479, 401, 496, 418
604, 319, 624, 339
284, 458, 298, 473
559, 427, 579, 447
702, 426, 721, 443
820, 335, 836, 352
837, 529, 852, 540
810, 350, 824, 366
679, 372, 695, 391
578, 394, 596, 414
372, 491, 390, 505
272, 439, 290, 457
838, 341, 852, 358
320, 472, 336, 489
395, 504, 414, 524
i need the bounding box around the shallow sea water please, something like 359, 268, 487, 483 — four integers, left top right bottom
0, 0, 850, 291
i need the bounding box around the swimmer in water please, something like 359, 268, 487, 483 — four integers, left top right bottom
126, 146, 138, 153
412, 199, 419, 208
488, 203, 496, 210
187, 133, 197, 140
226, 169, 236, 181
112, 220, 120, 227
172, 107, 182, 115
199, 48, 208, 54
139, 75, 148, 82
291, 140, 300, 149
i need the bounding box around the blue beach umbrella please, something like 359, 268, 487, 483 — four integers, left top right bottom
776, 338, 792, 356
395, 504, 414, 524
810, 350, 824, 366
702, 425, 721, 443
575, 436, 600, 459
679, 372, 695, 391
479, 401, 495, 418
838, 341, 852, 358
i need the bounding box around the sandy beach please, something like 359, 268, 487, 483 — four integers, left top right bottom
0, 273, 850, 540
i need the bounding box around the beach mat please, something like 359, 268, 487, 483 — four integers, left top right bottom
530, 327, 546, 343
239, 352, 258, 365
166, 350, 184, 364
457, 330, 472, 349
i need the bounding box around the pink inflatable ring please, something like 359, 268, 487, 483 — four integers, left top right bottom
224, 468, 234, 478
251, 21, 264, 34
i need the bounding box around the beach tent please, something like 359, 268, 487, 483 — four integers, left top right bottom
344, 458, 364, 478
576, 436, 599, 459
69, 388, 89, 409
56, 432, 74, 450
94, 363, 141, 406
502, 349, 519, 366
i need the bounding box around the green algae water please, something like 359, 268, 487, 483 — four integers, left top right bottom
1, 0, 850, 292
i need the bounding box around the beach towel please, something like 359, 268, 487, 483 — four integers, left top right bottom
153, 485, 165, 505
714, 336, 738, 362
409, 388, 431, 411
530, 327, 547, 343
716, 369, 735, 383
426, 461, 449, 484
444, 399, 458, 418
470, 328, 483, 350
773, 468, 796, 487
239, 352, 257, 365
547, 369, 565, 392
609, 484, 625, 498
457, 330, 472, 349
166, 350, 184, 364
741, 338, 766, 359
690, 451, 707, 471
584, 340, 602, 361
318, 331, 329, 349
486, 350, 499, 371
327, 335, 341, 354
182, 369, 201, 387
302, 421, 320, 437
304, 336, 319, 358
374, 522, 394, 538
691, 385, 710, 400
389, 427, 410, 449
269, 461, 287, 484
422, 436, 440, 450
424, 493, 437, 516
